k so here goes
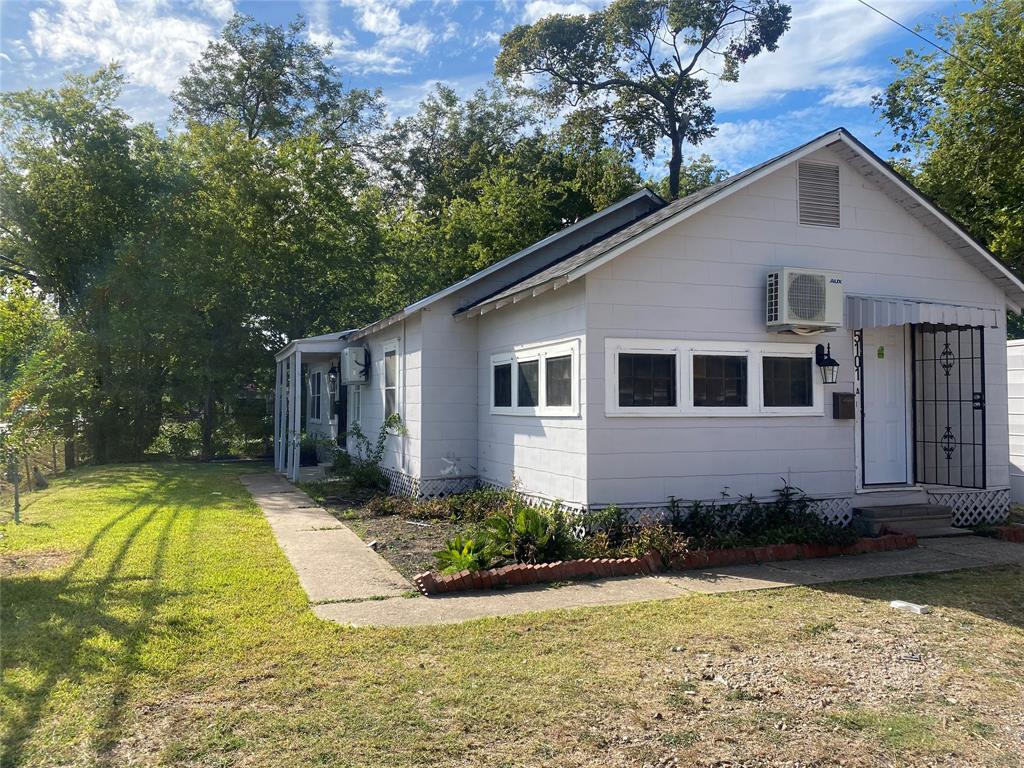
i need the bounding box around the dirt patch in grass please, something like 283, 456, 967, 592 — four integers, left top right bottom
0, 548, 72, 576
318, 495, 459, 579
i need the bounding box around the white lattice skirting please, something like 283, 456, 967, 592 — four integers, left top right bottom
379, 472, 885, 529
926, 487, 1010, 526
381, 468, 479, 499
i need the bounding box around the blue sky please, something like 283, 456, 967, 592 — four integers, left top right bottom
1, 0, 971, 176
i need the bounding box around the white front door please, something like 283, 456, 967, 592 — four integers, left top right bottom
862, 326, 909, 485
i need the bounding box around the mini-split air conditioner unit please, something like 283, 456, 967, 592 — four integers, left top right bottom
339, 346, 370, 384
766, 268, 843, 332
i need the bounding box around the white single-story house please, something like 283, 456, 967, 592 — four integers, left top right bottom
274, 128, 1024, 527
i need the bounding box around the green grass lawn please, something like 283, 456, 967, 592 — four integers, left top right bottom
2, 464, 1022, 767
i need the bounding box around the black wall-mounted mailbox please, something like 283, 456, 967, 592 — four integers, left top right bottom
832, 392, 856, 420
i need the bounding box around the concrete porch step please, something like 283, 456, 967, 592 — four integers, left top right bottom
852, 504, 954, 536
853, 503, 952, 520
876, 521, 973, 539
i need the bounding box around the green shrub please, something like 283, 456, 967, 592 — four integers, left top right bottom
435, 535, 495, 574
674, 482, 857, 549
336, 414, 404, 490
299, 435, 320, 466
482, 502, 578, 564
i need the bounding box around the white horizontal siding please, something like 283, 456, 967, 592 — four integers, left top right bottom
585, 144, 1008, 507
477, 280, 588, 505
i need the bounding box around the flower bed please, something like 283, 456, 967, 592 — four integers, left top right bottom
990, 525, 1024, 543
413, 532, 918, 596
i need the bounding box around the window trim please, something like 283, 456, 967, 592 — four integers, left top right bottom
759, 351, 818, 415
489, 338, 580, 417
605, 338, 824, 417
308, 370, 323, 422
382, 339, 399, 419
348, 383, 361, 429
606, 339, 685, 416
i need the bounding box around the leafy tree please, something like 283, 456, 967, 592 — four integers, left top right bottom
653, 153, 728, 199
873, 0, 1024, 333
495, 0, 790, 198
377, 133, 641, 311
173, 14, 384, 147
376, 83, 534, 212
0, 67, 177, 463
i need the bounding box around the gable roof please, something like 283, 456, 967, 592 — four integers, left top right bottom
457, 128, 1024, 317
348, 187, 665, 340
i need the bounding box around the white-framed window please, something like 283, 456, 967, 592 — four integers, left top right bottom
490, 338, 580, 417
348, 384, 361, 429
382, 340, 399, 418
309, 371, 322, 422
606, 338, 823, 417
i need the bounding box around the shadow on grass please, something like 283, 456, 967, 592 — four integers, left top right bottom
808, 564, 1024, 629
0, 473, 209, 765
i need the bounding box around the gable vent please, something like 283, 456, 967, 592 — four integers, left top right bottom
798, 161, 840, 227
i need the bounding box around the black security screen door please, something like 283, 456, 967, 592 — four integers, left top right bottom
911, 324, 986, 488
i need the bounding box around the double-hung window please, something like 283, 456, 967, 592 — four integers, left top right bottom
491, 339, 579, 416
382, 341, 399, 418
309, 371, 322, 421
348, 384, 361, 428
606, 339, 822, 416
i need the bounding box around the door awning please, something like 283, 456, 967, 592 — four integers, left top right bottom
845, 296, 999, 329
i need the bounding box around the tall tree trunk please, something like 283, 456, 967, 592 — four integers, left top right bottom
57, 295, 77, 469
668, 135, 683, 200
200, 387, 216, 461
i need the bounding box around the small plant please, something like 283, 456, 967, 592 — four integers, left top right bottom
299, 434, 320, 466
338, 413, 406, 490
485, 505, 554, 564
434, 535, 494, 574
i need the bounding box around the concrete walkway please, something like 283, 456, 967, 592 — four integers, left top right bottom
242, 475, 1024, 628
241, 474, 411, 602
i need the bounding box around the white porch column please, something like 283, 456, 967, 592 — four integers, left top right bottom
273, 360, 281, 472
289, 349, 302, 481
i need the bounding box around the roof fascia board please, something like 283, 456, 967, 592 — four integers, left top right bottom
836, 134, 1024, 312
274, 339, 347, 362
399, 188, 662, 315
561, 132, 843, 288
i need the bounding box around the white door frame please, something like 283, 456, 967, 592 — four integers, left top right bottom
854, 325, 915, 490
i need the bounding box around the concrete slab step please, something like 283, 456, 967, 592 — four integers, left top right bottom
880, 523, 973, 539
853, 504, 953, 520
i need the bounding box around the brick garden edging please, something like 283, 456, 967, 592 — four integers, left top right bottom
990, 525, 1024, 543
412, 533, 918, 596
667, 533, 917, 570
413, 552, 664, 596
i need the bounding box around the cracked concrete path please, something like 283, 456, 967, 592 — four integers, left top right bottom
239, 475, 1023, 627
241, 473, 411, 603
313, 536, 1024, 627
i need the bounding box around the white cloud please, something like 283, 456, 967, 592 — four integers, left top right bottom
707, 0, 940, 113
27, 0, 231, 95
522, 0, 601, 23
821, 81, 882, 108
339, 0, 435, 53
308, 25, 410, 75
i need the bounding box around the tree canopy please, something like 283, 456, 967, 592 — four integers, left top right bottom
495, 0, 789, 198
874, 0, 1024, 332
173, 13, 384, 147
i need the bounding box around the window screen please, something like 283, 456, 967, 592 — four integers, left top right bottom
693, 355, 747, 407
310, 372, 322, 420
383, 349, 397, 417
493, 363, 512, 407
762, 356, 813, 408
618, 353, 676, 407
517, 359, 539, 407
545, 355, 572, 407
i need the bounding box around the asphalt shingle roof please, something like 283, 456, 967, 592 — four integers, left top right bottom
454, 134, 832, 315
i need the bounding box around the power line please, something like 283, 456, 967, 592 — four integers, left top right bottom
852, 0, 1002, 88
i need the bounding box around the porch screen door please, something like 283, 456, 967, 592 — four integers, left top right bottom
911, 324, 986, 488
